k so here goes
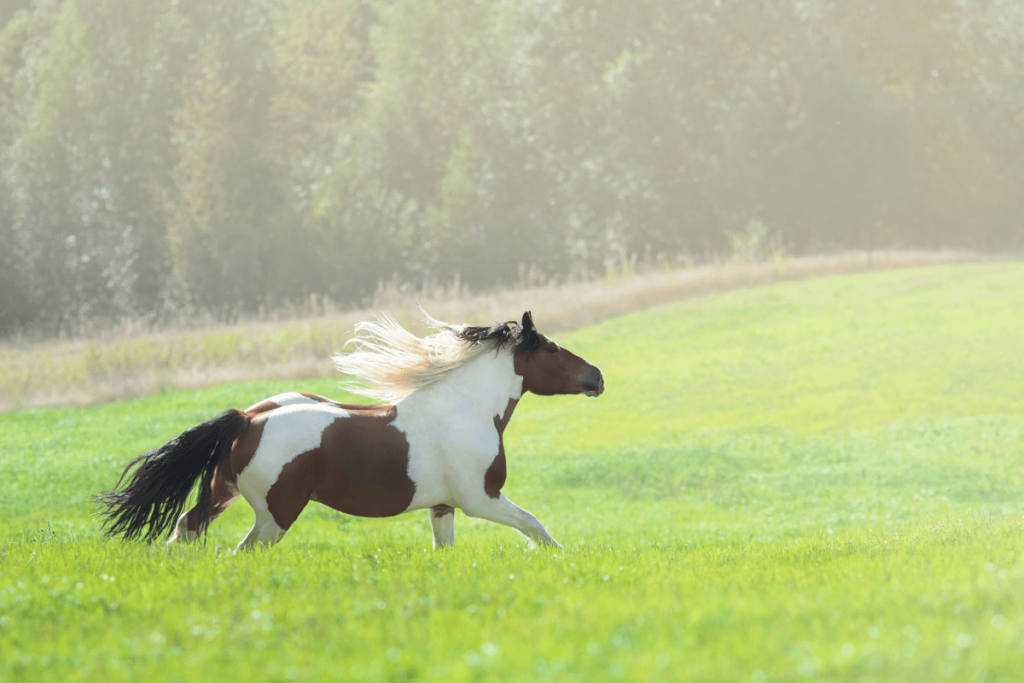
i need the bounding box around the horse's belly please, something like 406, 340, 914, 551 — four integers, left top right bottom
312, 472, 415, 517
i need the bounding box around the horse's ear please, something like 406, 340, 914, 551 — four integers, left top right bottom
519, 311, 540, 349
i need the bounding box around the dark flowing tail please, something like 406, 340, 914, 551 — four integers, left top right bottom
97, 409, 248, 542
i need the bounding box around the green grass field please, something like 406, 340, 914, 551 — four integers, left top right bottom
2, 263, 1023, 682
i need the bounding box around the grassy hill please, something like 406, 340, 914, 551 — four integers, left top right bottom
2, 263, 1023, 682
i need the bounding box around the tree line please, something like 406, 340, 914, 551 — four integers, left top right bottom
1, 0, 1021, 337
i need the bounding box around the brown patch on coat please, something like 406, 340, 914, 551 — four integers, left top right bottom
301, 393, 400, 416
431, 504, 455, 517
484, 398, 519, 499
230, 414, 268, 478
246, 393, 394, 417
495, 397, 519, 434
263, 405, 416, 528
264, 449, 321, 529
244, 399, 281, 416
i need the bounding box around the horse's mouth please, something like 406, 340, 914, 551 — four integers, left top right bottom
582, 380, 605, 397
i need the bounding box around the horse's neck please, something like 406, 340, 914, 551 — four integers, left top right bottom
400, 348, 522, 426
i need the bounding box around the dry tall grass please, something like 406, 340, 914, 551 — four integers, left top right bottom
0, 250, 988, 411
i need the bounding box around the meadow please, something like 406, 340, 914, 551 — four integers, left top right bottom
2, 262, 1023, 682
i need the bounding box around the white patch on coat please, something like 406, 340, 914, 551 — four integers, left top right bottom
263, 392, 321, 408
395, 346, 523, 512
236, 403, 348, 516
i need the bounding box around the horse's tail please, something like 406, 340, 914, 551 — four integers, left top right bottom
97, 409, 248, 542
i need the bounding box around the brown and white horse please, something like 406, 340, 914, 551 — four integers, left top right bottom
99, 312, 603, 551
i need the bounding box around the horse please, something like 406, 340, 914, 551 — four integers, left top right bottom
98, 311, 604, 551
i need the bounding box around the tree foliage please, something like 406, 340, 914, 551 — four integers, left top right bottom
1, 0, 1021, 336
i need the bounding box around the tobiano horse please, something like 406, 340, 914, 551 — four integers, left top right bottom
98, 312, 604, 551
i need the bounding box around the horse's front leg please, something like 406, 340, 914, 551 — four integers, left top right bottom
428, 505, 455, 549
460, 493, 562, 549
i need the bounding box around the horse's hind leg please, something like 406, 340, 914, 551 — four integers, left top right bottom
236, 512, 288, 551
429, 505, 455, 549
168, 467, 239, 544
234, 469, 313, 552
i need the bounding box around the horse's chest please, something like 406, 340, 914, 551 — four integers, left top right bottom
433, 418, 509, 500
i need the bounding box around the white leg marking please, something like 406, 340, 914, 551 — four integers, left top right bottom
235, 513, 287, 552
167, 512, 198, 545
428, 509, 455, 549
166, 494, 241, 545
460, 494, 561, 549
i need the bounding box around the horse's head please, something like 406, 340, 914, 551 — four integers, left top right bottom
513, 312, 604, 397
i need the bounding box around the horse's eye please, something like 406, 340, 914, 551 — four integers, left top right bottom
547, 346, 559, 353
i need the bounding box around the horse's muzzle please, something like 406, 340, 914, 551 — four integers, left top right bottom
581, 369, 605, 397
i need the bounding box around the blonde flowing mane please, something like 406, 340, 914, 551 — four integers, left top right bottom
333, 314, 525, 403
